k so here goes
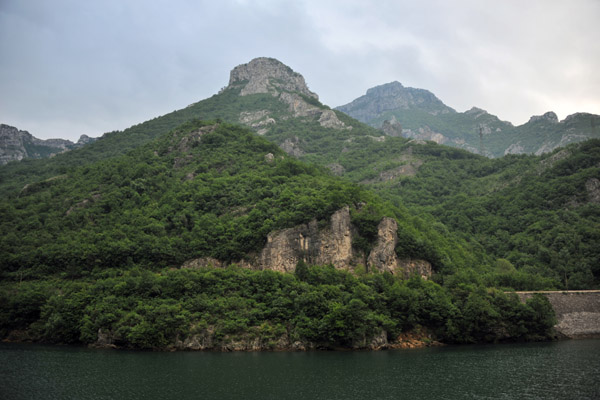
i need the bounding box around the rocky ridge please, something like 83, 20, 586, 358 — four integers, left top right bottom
183, 206, 432, 278
336, 82, 600, 157
0, 124, 96, 165
228, 58, 351, 135
336, 81, 454, 123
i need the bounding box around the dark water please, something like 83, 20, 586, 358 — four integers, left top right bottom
1, 340, 599, 400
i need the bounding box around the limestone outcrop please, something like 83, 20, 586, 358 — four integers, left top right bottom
381, 117, 403, 137
183, 207, 432, 278
368, 217, 400, 273
367, 217, 432, 277
228, 57, 318, 99
228, 58, 350, 132
0, 124, 96, 165
259, 207, 356, 272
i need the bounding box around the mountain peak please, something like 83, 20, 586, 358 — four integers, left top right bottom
336, 81, 454, 125
528, 111, 559, 124
227, 57, 318, 99
365, 81, 405, 96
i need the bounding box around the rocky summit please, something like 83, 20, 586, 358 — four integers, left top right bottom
228, 57, 318, 99
227, 57, 350, 133
0, 124, 96, 165
1, 124, 69, 165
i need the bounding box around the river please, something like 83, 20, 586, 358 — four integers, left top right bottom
1, 339, 599, 399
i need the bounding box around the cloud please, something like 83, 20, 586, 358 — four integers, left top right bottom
0, 0, 598, 140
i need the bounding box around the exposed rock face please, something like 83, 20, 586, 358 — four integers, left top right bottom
381, 117, 403, 137
368, 218, 432, 277
399, 259, 433, 279
0, 124, 96, 165
182, 207, 432, 279
368, 217, 400, 273
464, 107, 488, 118
239, 110, 276, 132
228, 58, 349, 131
586, 178, 600, 203
318, 110, 349, 130
529, 111, 559, 124
279, 136, 304, 157
0, 124, 78, 165
77, 134, 95, 145
336, 81, 455, 124
337, 81, 599, 157
228, 57, 318, 99
279, 92, 321, 117
402, 126, 447, 144
259, 207, 355, 272
182, 257, 224, 269
504, 142, 525, 155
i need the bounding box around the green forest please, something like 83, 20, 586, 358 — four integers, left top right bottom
1, 78, 598, 350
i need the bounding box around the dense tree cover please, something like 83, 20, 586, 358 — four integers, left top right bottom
0, 86, 292, 197
0, 121, 359, 279
0, 76, 591, 348
366, 141, 600, 289
0, 120, 483, 283
0, 265, 556, 349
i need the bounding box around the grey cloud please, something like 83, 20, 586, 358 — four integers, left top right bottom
0, 0, 598, 140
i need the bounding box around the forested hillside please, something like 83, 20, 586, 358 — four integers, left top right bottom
2, 57, 593, 349
0, 119, 556, 349
354, 140, 600, 289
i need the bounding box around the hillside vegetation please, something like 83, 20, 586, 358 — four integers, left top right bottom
2, 57, 594, 348
0, 120, 556, 348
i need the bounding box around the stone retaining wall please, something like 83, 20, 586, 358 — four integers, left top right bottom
516, 291, 600, 338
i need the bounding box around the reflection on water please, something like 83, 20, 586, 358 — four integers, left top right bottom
1, 340, 599, 400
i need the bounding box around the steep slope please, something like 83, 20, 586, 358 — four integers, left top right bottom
1, 119, 485, 281
0, 119, 556, 350
336, 82, 600, 157
2, 57, 596, 290
0, 58, 379, 197
363, 140, 600, 289
0, 124, 94, 165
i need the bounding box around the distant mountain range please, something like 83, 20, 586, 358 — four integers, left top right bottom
336, 81, 600, 157
0, 124, 95, 165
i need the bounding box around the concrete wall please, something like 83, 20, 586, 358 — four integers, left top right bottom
516, 290, 600, 338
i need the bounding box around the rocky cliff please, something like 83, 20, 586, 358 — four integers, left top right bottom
0, 124, 96, 165
229, 57, 318, 99
228, 57, 350, 136
183, 207, 432, 278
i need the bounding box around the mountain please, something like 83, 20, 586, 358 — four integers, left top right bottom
1, 56, 579, 349
1, 57, 597, 291
2, 117, 557, 349
3, 118, 468, 279
336, 82, 600, 157
0, 124, 95, 165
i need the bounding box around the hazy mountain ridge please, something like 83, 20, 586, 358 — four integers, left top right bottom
0, 124, 95, 165
336, 82, 600, 157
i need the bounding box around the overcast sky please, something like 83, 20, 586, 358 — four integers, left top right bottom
1, 0, 599, 141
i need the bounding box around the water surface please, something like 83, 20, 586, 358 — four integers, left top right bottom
1, 340, 599, 399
